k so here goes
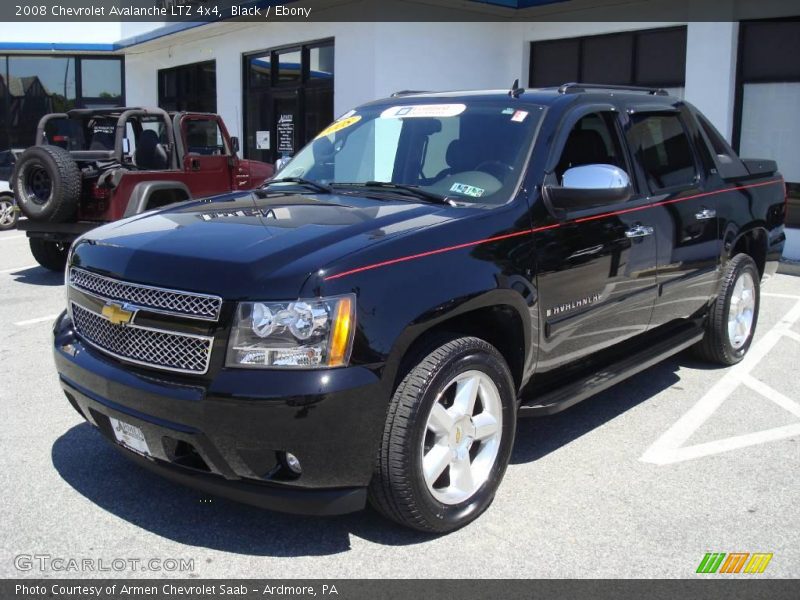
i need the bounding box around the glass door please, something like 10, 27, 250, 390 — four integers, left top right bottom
243, 41, 334, 164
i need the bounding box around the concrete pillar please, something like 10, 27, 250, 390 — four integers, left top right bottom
684, 21, 739, 142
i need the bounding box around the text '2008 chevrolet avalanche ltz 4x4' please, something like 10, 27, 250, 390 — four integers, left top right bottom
53, 83, 786, 533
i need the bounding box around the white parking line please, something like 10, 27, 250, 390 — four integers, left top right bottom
763, 292, 800, 300
640, 297, 800, 465
0, 264, 37, 274
14, 314, 58, 326
0, 235, 25, 243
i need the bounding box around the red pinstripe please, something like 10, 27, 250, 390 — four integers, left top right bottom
323, 178, 784, 281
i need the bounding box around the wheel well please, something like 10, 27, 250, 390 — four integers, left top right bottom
398, 305, 526, 392
145, 187, 189, 210
732, 229, 767, 278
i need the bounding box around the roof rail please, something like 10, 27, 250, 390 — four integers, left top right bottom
558, 82, 669, 96
390, 90, 429, 97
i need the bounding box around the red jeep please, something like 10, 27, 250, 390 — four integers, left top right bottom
14, 107, 273, 270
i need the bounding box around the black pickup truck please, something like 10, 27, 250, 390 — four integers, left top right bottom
53, 83, 786, 533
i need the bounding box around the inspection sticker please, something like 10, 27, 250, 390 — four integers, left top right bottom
511, 110, 528, 122
316, 115, 361, 138
450, 183, 485, 198
380, 104, 467, 119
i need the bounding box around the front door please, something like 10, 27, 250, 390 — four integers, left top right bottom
624, 108, 720, 326
181, 115, 233, 197
534, 110, 659, 374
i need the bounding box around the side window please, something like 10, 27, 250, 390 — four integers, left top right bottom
556, 111, 628, 184
694, 112, 748, 179
184, 119, 227, 156
628, 113, 698, 191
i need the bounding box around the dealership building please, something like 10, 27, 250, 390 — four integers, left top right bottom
1, 0, 798, 254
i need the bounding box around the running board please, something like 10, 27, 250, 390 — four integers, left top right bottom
518, 324, 704, 417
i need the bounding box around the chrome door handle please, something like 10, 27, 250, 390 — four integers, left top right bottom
625, 224, 654, 238
695, 208, 716, 220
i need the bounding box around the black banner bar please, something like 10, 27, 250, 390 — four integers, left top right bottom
1, 0, 799, 23
5, 579, 800, 600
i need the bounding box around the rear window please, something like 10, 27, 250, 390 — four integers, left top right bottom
628, 113, 698, 191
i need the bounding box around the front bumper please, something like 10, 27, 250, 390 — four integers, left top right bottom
53, 312, 389, 516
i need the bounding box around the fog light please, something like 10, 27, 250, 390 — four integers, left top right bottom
284, 452, 302, 475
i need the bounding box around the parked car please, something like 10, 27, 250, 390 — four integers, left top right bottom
13, 107, 273, 270
0, 149, 23, 231
53, 84, 786, 533
0, 178, 18, 231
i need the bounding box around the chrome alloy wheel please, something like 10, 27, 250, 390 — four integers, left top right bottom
420, 370, 503, 505
0, 198, 15, 228
728, 271, 756, 349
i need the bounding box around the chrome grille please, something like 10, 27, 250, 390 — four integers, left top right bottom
69, 268, 222, 321
71, 303, 213, 374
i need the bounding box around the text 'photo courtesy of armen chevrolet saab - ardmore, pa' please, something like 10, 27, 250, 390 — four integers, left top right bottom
1, 0, 799, 598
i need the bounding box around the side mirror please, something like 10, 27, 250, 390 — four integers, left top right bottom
230, 136, 240, 154
544, 164, 632, 213
275, 155, 292, 174
122, 138, 131, 155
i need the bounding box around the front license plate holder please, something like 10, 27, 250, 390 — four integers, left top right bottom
109, 417, 151, 457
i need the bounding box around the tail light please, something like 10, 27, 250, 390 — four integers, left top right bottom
91, 184, 111, 201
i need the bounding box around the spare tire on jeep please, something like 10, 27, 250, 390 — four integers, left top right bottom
13, 145, 81, 222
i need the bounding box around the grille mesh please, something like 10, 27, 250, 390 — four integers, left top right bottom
71, 303, 212, 374
69, 268, 221, 320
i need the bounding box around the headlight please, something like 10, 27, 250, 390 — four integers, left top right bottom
226, 294, 356, 369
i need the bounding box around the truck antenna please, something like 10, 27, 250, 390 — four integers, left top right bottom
509, 79, 525, 98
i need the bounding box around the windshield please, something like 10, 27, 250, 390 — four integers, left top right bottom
276, 101, 543, 204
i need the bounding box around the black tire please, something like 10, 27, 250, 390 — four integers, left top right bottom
13, 145, 81, 223
368, 336, 517, 533
29, 238, 69, 272
0, 193, 17, 231
694, 253, 760, 365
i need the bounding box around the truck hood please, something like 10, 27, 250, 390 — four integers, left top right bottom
71, 191, 453, 298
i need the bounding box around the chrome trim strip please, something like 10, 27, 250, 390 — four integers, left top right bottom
68, 267, 223, 322
70, 301, 213, 375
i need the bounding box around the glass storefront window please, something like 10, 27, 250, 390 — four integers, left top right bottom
158, 60, 216, 113
277, 50, 302, 83
80, 59, 122, 100
7, 56, 76, 148
0, 54, 123, 152
248, 54, 271, 88
309, 46, 334, 80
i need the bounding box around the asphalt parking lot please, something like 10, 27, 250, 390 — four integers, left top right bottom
1, 227, 798, 579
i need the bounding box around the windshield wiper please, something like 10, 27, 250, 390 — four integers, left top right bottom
331, 181, 455, 206
262, 177, 332, 194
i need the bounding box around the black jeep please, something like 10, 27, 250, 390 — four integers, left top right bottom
52, 83, 786, 532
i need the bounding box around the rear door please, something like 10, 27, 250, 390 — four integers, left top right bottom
534, 108, 659, 374
624, 107, 721, 326
180, 115, 234, 197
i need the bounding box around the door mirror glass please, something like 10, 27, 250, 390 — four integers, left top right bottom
122, 138, 131, 155
546, 164, 633, 212
230, 136, 240, 154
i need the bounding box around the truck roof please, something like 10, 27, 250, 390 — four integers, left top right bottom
368, 82, 680, 109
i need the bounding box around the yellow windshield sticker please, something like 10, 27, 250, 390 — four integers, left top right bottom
316, 115, 361, 138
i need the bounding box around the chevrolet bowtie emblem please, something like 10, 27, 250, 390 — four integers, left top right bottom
102, 302, 134, 326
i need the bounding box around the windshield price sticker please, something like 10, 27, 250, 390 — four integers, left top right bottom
380, 104, 467, 119
316, 115, 362, 138
450, 183, 485, 198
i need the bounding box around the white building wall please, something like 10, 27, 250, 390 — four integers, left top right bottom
684, 22, 739, 140
0, 22, 122, 44
123, 22, 519, 146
